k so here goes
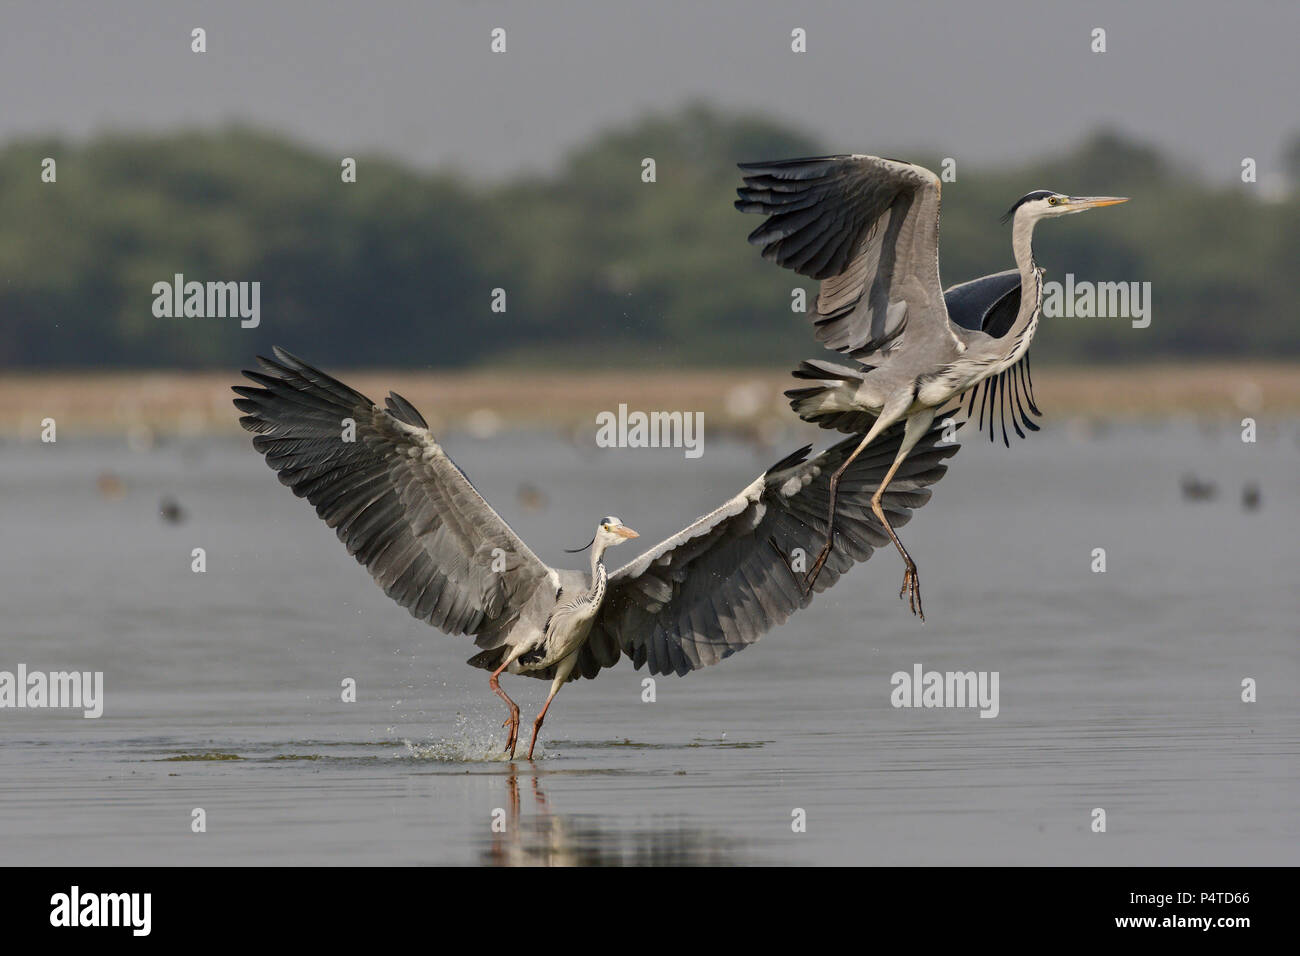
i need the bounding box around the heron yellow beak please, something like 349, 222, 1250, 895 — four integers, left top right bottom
613, 525, 639, 539
1069, 196, 1129, 209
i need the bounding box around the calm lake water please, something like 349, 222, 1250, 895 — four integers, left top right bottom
1, 420, 1297, 865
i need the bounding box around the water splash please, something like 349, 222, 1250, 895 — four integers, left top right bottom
398, 713, 548, 763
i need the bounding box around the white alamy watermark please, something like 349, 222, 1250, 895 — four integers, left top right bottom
0, 665, 103, 718
890, 663, 999, 718
1042, 274, 1151, 328
152, 273, 260, 328
50, 886, 150, 936
595, 404, 704, 459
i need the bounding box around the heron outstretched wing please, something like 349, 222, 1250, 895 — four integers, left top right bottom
736, 154, 955, 358
593, 419, 959, 677
233, 347, 554, 642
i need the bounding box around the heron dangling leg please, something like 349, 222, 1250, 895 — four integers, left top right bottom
867, 410, 936, 621
803, 409, 904, 593
804, 409, 936, 617
490, 658, 521, 758
802, 462, 856, 592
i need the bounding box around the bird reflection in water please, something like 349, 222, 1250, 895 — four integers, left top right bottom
482, 766, 747, 867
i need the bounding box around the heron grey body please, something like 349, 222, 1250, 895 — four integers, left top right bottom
235, 348, 958, 757
787, 265, 1044, 442
737, 154, 1126, 610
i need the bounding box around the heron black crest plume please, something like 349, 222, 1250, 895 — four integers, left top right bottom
1000, 189, 1055, 224
564, 536, 595, 554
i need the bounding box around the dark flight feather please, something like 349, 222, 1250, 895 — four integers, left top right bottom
962, 355, 1043, 447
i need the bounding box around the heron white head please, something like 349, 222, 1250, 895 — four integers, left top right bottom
597, 515, 638, 545
567, 515, 639, 557
592, 515, 638, 566
1002, 190, 1128, 224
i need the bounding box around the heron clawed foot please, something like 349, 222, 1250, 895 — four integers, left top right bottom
899, 560, 924, 622
502, 712, 520, 758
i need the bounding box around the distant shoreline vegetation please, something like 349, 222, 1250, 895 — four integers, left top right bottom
1, 105, 1297, 370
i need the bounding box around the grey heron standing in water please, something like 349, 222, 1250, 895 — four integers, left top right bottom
234, 348, 957, 758
736, 155, 1127, 616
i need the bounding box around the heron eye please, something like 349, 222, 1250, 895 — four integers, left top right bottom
1048, 196, 1060, 205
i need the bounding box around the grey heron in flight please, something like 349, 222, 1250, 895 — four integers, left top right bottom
737, 155, 1127, 616
234, 348, 957, 758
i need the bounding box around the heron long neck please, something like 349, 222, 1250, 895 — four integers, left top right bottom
1002, 211, 1047, 366
587, 542, 609, 605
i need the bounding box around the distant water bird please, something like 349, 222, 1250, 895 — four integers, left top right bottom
159, 496, 186, 523
1180, 474, 1218, 501
737, 154, 1127, 614
234, 349, 957, 759
96, 472, 126, 500
1242, 482, 1261, 511
516, 483, 548, 512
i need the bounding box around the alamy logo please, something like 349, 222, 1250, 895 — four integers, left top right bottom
1041, 273, 1151, 328
595, 403, 704, 459
50, 886, 150, 936
151, 273, 261, 328
890, 663, 999, 718
0, 665, 103, 718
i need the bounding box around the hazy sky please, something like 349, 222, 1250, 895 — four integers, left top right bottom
3, 0, 1296, 182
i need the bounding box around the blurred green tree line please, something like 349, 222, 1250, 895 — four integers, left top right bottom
0, 103, 1295, 369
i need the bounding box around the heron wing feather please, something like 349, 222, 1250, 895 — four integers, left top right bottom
594, 418, 959, 676
234, 347, 553, 644
736, 154, 951, 359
